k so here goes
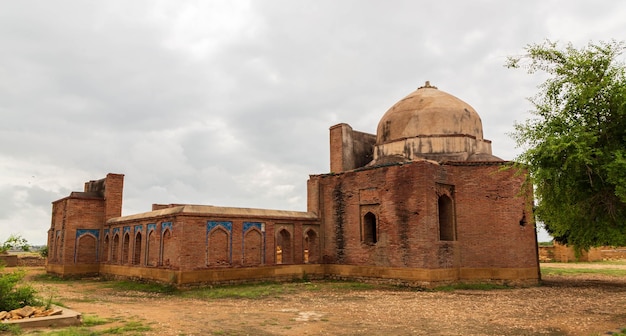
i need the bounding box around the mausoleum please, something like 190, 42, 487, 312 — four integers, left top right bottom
47, 82, 540, 287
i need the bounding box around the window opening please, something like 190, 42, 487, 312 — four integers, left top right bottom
438, 195, 455, 241
363, 212, 377, 244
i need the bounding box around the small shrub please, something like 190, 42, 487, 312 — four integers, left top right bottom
39, 245, 49, 258
0, 266, 41, 311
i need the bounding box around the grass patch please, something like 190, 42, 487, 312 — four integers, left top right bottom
81, 314, 114, 327
0, 323, 21, 335
593, 260, 626, 265
31, 319, 150, 336
181, 282, 286, 300
103, 280, 177, 294
100, 320, 151, 334
325, 281, 376, 290
31, 273, 74, 283
541, 267, 626, 277
181, 280, 381, 301
434, 283, 511, 291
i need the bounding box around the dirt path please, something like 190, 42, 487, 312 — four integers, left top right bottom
21, 266, 626, 336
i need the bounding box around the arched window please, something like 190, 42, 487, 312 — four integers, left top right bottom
438, 195, 456, 241
363, 212, 377, 244
122, 232, 130, 264
276, 229, 292, 264
111, 234, 120, 263
133, 232, 142, 265
146, 230, 158, 266
161, 229, 173, 267
304, 229, 319, 263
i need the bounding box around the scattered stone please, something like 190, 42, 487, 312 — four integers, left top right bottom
13, 306, 36, 318
0, 306, 63, 321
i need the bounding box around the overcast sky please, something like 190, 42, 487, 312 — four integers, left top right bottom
2, 1, 625, 245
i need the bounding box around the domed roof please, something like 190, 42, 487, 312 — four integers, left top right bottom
376, 82, 484, 145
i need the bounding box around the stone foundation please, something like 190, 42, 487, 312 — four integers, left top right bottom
49, 263, 539, 289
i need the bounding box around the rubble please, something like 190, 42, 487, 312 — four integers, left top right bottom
0, 306, 63, 321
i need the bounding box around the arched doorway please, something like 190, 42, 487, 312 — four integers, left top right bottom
303, 229, 319, 263
276, 229, 293, 264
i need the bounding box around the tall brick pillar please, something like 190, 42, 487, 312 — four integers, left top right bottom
329, 123, 355, 173
104, 173, 124, 221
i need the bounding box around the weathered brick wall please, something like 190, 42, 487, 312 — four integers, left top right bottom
103, 214, 318, 272
103, 173, 124, 221
314, 162, 439, 267
539, 244, 626, 262
448, 164, 538, 269
311, 160, 538, 271
329, 123, 375, 173
17, 256, 45, 267
49, 197, 105, 265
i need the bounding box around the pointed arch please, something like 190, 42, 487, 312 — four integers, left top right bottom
76, 234, 97, 263
303, 228, 319, 264
276, 229, 293, 264
146, 229, 158, 266
159, 222, 176, 267
122, 232, 130, 264
207, 227, 230, 266
111, 233, 120, 263
133, 231, 142, 265
243, 228, 263, 266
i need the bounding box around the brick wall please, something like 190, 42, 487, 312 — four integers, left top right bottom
101, 214, 319, 272
48, 196, 105, 265
103, 173, 124, 221
311, 160, 538, 271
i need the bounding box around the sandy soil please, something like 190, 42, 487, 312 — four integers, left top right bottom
19, 264, 626, 336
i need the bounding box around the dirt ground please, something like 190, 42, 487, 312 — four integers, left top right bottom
19, 263, 626, 336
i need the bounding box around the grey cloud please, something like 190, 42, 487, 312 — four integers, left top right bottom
2, 0, 626, 244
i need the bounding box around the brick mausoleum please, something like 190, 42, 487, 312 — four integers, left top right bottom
47, 82, 540, 287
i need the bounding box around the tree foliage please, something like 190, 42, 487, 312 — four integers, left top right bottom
0, 234, 30, 254
507, 40, 626, 250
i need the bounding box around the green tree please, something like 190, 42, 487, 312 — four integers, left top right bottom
0, 234, 30, 254
507, 40, 626, 251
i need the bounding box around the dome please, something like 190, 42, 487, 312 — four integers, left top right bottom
376, 82, 484, 145
370, 82, 501, 163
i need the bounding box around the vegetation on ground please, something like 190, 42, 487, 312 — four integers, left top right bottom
3, 265, 626, 335
0, 266, 41, 311
102, 280, 177, 294
541, 267, 626, 277
507, 40, 626, 251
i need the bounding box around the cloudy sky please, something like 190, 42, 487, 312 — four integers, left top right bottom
2, 1, 625, 245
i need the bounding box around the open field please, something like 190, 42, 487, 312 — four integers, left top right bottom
6, 263, 626, 336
